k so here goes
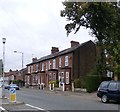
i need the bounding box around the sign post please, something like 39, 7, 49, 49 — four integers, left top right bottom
9, 88, 16, 102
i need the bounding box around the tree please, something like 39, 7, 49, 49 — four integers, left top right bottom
61, 2, 120, 80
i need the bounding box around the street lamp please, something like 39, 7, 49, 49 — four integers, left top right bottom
2, 38, 6, 98
14, 51, 24, 84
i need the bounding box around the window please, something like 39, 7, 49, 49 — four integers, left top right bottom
49, 61, 51, 69
53, 59, 56, 69
36, 64, 39, 72
119, 82, 120, 88
53, 73, 56, 81
42, 63, 44, 71
49, 73, 52, 81
59, 58, 61, 67
28, 66, 31, 73
65, 56, 69, 66
100, 81, 109, 89
108, 82, 117, 89
46, 62, 48, 70
66, 72, 69, 84
31, 66, 33, 73
61, 72, 64, 84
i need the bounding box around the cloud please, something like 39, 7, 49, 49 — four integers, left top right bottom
0, 0, 94, 71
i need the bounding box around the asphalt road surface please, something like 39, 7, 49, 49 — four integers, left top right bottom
2, 88, 120, 112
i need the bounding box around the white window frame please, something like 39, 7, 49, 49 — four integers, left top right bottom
28, 66, 31, 73
46, 62, 48, 70
66, 72, 69, 84
49, 61, 51, 69
36, 64, 39, 72
42, 63, 44, 71
53, 59, 56, 69
65, 56, 69, 66
59, 58, 61, 67
31, 66, 33, 73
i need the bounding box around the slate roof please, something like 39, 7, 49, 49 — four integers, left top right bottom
27, 40, 93, 66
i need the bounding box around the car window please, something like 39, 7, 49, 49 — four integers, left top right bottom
100, 81, 109, 88
118, 82, 120, 89
108, 82, 117, 89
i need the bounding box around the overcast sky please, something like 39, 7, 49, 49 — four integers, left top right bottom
0, 0, 95, 72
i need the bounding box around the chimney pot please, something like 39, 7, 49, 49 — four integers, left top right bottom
32, 57, 37, 62
51, 47, 59, 54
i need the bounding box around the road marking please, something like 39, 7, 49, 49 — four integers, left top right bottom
0, 106, 6, 110
25, 104, 45, 111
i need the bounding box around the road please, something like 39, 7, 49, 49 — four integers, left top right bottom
2, 88, 119, 112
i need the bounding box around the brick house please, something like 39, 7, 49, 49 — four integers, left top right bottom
4, 68, 26, 84
26, 40, 96, 90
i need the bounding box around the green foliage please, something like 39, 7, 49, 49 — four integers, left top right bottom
10, 80, 24, 87
74, 79, 81, 88
85, 75, 100, 93
61, 2, 120, 80
85, 69, 112, 92
55, 80, 59, 87
49, 80, 59, 87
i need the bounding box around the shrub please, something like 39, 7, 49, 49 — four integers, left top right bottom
55, 80, 59, 87
74, 79, 81, 88
85, 75, 100, 93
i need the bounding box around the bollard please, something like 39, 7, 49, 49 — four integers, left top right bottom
49, 84, 51, 91
72, 82, 74, 92
53, 83, 54, 91
63, 83, 65, 91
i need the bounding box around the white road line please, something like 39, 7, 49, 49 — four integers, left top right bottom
25, 104, 45, 111
0, 106, 6, 111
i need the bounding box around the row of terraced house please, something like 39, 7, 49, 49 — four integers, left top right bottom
4, 40, 96, 90
25, 40, 96, 91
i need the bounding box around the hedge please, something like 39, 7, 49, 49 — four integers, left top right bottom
85, 75, 112, 93
85, 75, 100, 93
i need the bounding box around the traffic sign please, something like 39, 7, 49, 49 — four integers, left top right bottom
9, 88, 16, 94
9, 88, 16, 102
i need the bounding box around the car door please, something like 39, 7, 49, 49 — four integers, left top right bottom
107, 82, 118, 100
118, 82, 120, 99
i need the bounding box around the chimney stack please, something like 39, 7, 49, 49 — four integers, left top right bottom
51, 47, 59, 54
32, 57, 37, 62
71, 41, 79, 47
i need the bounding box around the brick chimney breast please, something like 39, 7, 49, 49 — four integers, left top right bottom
71, 41, 79, 47
51, 47, 59, 54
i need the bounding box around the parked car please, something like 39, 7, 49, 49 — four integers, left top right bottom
8, 84, 20, 90
97, 81, 120, 103
4, 84, 10, 89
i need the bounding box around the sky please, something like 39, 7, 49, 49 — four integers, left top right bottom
0, 0, 95, 72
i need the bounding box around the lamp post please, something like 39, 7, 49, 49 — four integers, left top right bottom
14, 51, 24, 85
2, 38, 6, 98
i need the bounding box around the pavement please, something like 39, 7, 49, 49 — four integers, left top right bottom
42, 87, 98, 101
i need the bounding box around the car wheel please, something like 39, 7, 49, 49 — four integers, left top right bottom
101, 94, 108, 103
